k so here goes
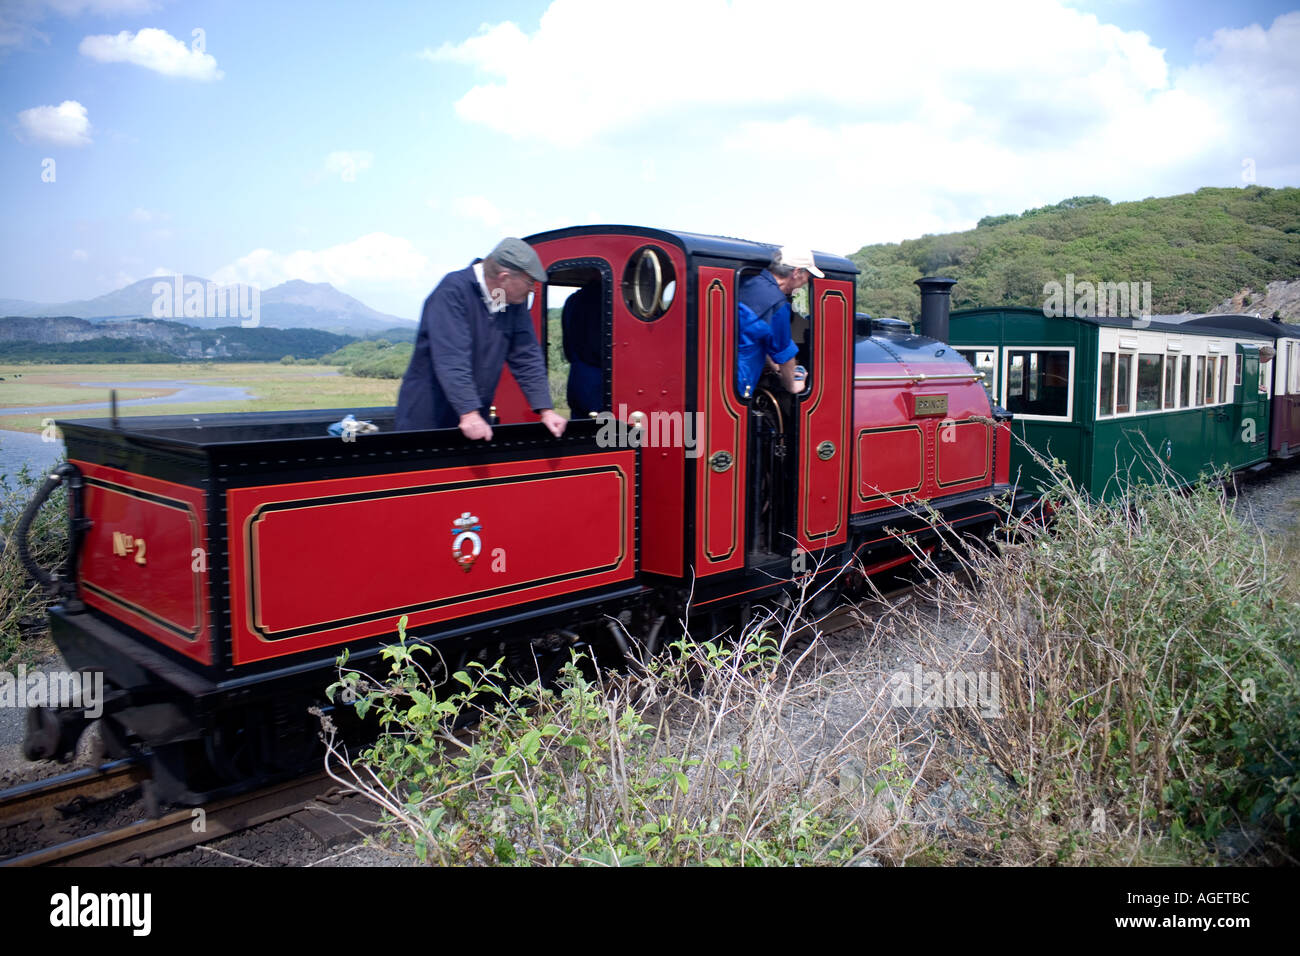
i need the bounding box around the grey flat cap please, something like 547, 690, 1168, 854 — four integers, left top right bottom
489, 237, 547, 283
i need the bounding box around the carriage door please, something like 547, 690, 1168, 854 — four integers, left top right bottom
1238, 344, 1268, 457
796, 278, 853, 556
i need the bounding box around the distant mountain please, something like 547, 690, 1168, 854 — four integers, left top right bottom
258, 279, 412, 334
0, 315, 354, 363
1, 276, 415, 336
0, 297, 42, 315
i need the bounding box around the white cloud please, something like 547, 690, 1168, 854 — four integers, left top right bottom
323, 150, 373, 182
72, 248, 88, 261
211, 233, 430, 289
79, 27, 223, 80
17, 100, 91, 146
429, 0, 1179, 147
425, 1, 1300, 249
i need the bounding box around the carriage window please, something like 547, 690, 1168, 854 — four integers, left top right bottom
1137, 353, 1162, 412
1194, 356, 1206, 406
1180, 355, 1191, 407
1236, 355, 1243, 387
1218, 357, 1229, 404
1005, 349, 1071, 419
1115, 353, 1131, 414
1098, 352, 1114, 417
1163, 354, 1177, 409
958, 349, 997, 402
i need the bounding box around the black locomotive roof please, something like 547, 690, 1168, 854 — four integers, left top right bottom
1182, 313, 1300, 340
524, 224, 858, 277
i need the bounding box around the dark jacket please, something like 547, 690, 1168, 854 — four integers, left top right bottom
395, 262, 552, 430
561, 283, 604, 418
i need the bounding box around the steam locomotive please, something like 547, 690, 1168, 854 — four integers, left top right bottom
18, 224, 1013, 803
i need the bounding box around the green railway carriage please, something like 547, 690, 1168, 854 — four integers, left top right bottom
948, 306, 1272, 499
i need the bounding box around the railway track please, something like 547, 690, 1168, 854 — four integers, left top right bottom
0, 759, 150, 830
0, 765, 376, 867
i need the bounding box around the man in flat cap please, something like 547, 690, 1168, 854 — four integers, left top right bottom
736, 245, 824, 398
396, 238, 566, 440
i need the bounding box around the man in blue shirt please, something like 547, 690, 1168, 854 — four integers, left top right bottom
396, 238, 566, 440
736, 246, 823, 397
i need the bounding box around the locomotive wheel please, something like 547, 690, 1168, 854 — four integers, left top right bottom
22, 706, 88, 762
93, 715, 136, 762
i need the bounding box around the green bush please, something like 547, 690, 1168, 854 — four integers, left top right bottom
318, 340, 413, 379
921, 469, 1300, 861
0, 458, 67, 666
323, 607, 896, 866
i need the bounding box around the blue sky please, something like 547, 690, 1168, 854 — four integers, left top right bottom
2, 0, 1297, 319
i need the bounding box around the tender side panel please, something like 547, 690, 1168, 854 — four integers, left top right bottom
226, 450, 636, 665
798, 282, 852, 550
72, 460, 212, 664
693, 265, 747, 576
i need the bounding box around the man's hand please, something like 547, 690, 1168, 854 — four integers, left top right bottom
539, 408, 566, 437
779, 358, 806, 395
459, 410, 493, 441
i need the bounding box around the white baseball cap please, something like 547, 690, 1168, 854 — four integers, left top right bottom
779, 246, 825, 278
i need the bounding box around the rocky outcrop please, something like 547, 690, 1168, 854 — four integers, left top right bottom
1209, 279, 1300, 321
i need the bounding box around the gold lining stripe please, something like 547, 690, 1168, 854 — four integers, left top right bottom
856, 424, 925, 503
241, 464, 631, 640
934, 419, 993, 489
81, 478, 203, 640
702, 276, 741, 564
802, 288, 849, 541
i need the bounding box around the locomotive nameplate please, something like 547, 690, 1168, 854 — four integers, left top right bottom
913, 394, 948, 417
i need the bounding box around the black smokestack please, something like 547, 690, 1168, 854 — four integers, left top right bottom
916, 277, 957, 343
